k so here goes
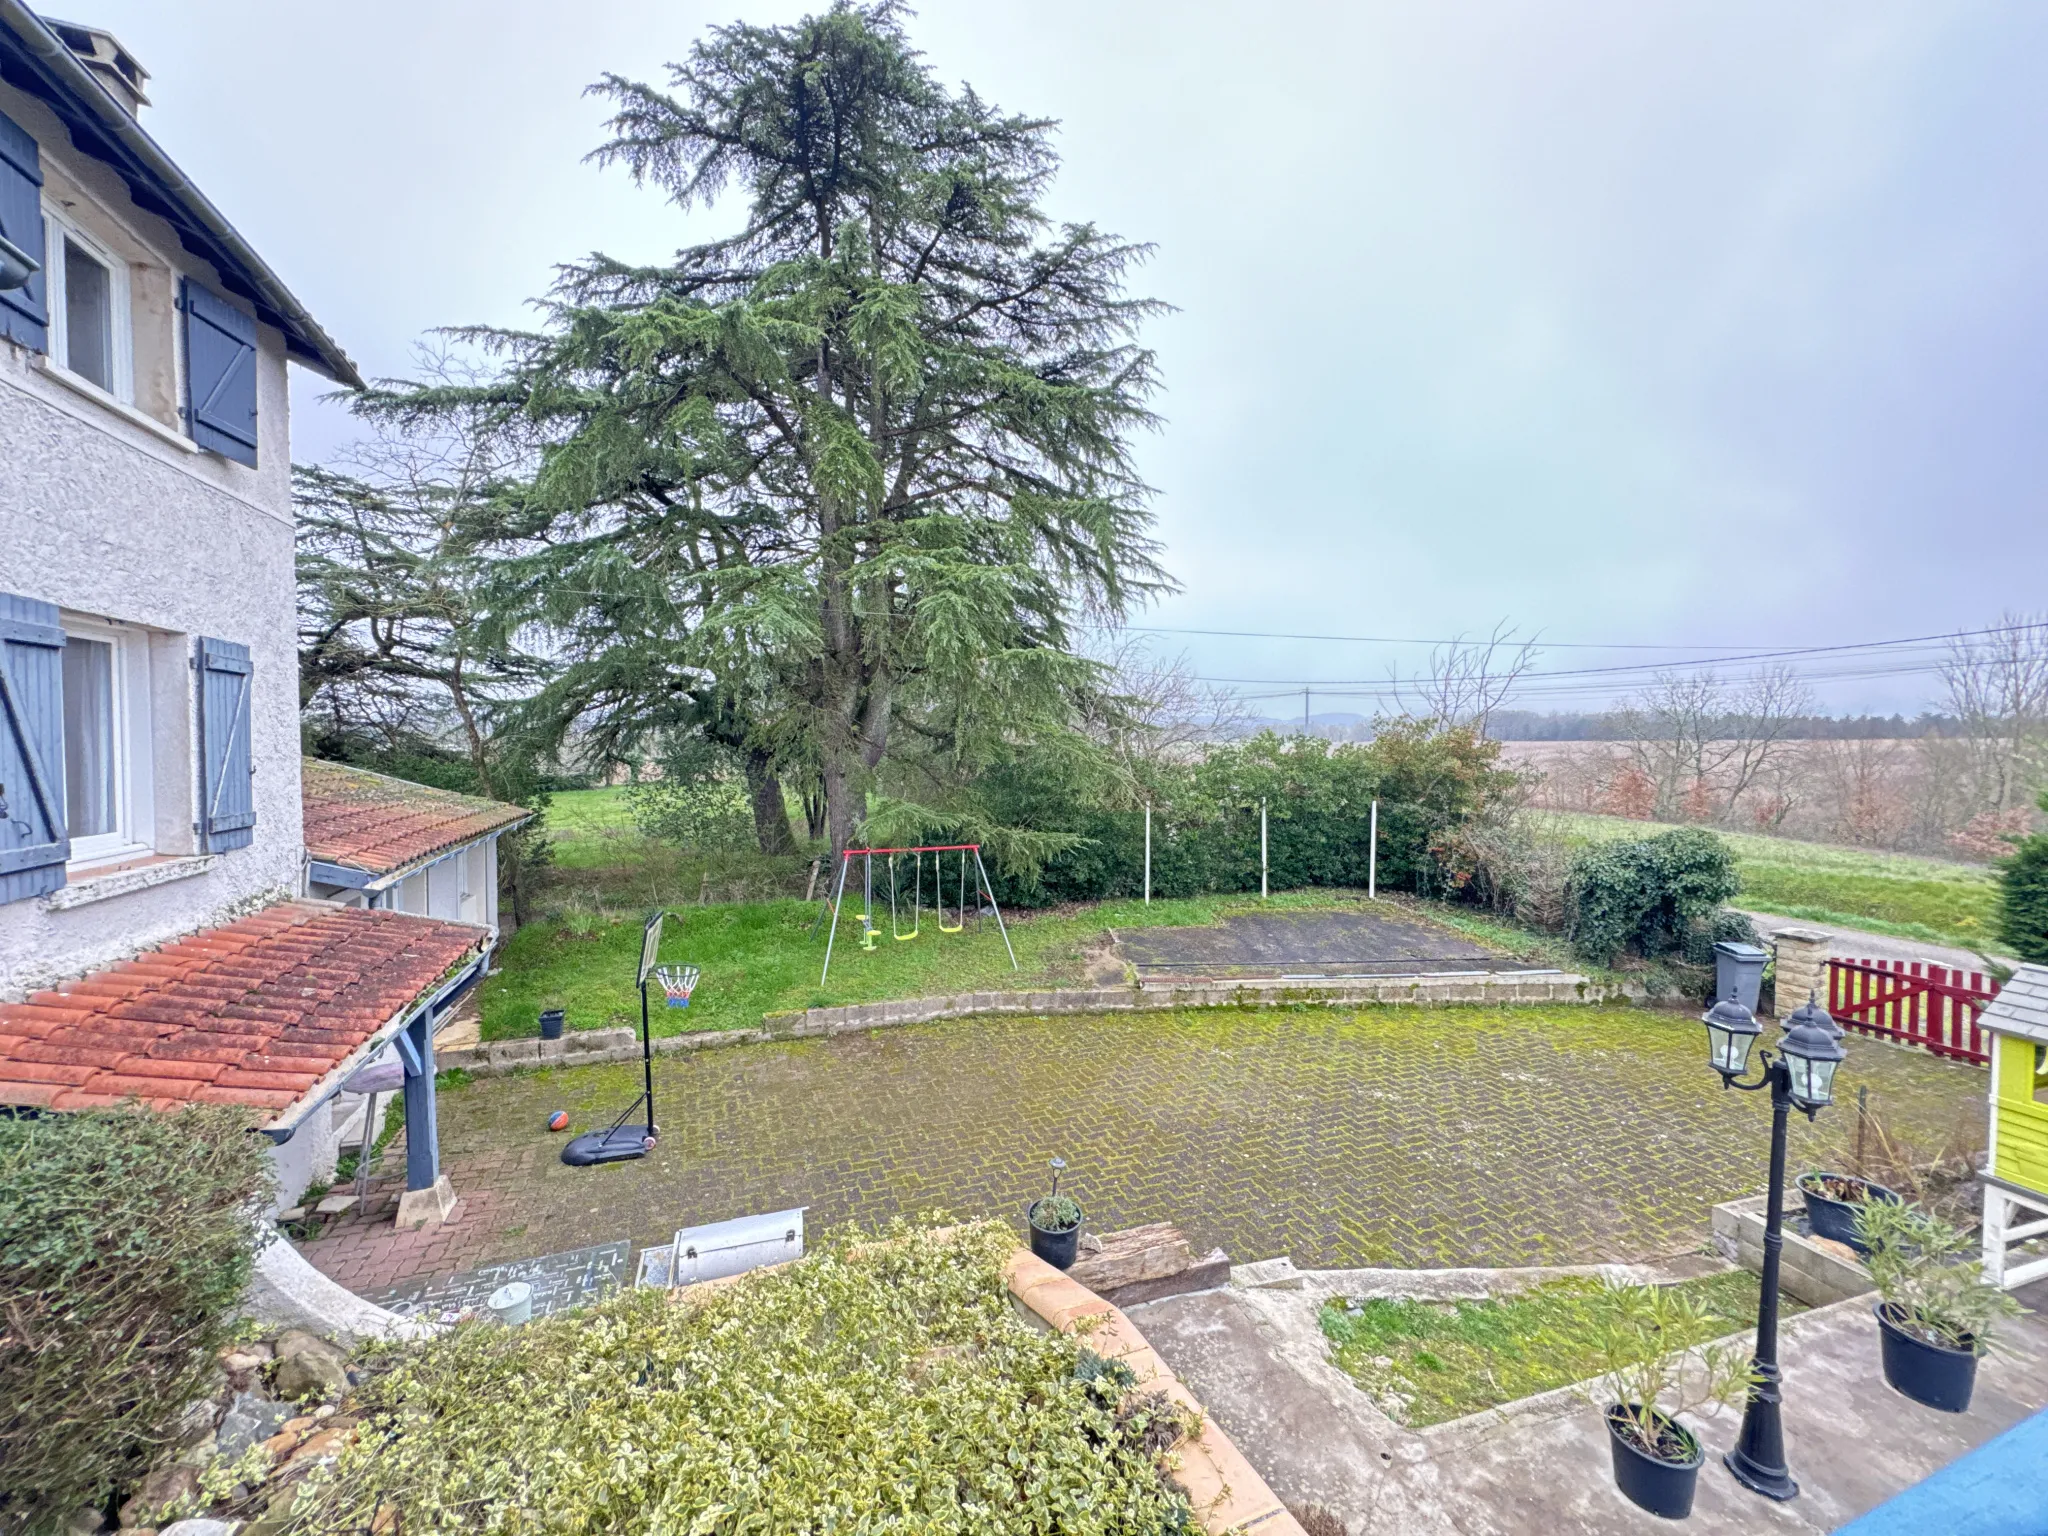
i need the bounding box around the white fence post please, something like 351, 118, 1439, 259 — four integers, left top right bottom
1144, 802, 1152, 905
1368, 799, 1378, 900
1261, 797, 1269, 900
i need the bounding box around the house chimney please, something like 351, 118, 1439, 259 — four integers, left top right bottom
41, 17, 150, 116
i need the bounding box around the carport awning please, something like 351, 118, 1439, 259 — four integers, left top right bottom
0, 901, 487, 1131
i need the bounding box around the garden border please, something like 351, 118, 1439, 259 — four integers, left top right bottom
441, 971, 1633, 1077
1004, 1245, 1308, 1536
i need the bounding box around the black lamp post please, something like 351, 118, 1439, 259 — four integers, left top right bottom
1702, 993, 1846, 1502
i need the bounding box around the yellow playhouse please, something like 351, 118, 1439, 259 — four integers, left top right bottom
1981, 963, 2048, 1289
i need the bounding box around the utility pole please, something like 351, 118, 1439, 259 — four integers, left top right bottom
1303, 687, 1310, 733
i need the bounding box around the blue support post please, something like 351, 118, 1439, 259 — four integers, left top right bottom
400, 1007, 439, 1192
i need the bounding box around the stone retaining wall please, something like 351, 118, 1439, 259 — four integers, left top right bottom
437, 970, 1625, 1078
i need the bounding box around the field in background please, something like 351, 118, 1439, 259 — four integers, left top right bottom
1532, 810, 2001, 950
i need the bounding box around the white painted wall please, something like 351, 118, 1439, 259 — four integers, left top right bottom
305, 833, 507, 935
0, 81, 303, 1000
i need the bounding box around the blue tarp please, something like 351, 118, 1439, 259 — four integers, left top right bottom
1835, 1407, 2048, 1535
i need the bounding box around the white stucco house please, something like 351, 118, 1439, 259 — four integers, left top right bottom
0, 9, 504, 1225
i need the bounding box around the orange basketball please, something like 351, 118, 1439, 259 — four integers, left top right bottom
547, 1110, 569, 1132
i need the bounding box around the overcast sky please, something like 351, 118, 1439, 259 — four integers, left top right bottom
80, 0, 2048, 714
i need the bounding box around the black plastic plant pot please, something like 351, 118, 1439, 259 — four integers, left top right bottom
1605, 1406, 1702, 1520
1876, 1303, 1979, 1413
1798, 1172, 1901, 1255
539, 1008, 566, 1041
1026, 1201, 1083, 1270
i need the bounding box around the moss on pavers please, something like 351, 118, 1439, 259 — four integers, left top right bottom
316, 1005, 1985, 1290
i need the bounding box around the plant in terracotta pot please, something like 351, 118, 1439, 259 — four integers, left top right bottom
1563, 1282, 1757, 1520
1857, 1200, 2024, 1414
1026, 1157, 1084, 1270
1795, 1170, 1900, 1255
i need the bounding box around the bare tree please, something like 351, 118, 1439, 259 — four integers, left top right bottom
1398, 623, 1541, 736
1616, 665, 1813, 823
1938, 612, 2048, 813
1090, 631, 1252, 769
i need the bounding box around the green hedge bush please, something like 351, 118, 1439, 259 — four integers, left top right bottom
1566, 826, 1741, 964
1998, 794, 2048, 964
0, 1106, 272, 1528
968, 725, 1520, 908
290, 1221, 1193, 1535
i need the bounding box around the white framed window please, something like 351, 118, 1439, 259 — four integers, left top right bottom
41, 205, 133, 405
59, 615, 154, 867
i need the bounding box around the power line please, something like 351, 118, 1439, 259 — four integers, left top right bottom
1186, 619, 2046, 691
1093, 624, 1772, 650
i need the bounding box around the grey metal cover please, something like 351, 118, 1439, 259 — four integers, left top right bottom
671, 1206, 806, 1287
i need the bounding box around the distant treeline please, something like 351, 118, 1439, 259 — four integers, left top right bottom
1483, 711, 1965, 742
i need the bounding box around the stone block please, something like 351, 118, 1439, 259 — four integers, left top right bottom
394, 1173, 458, 1232
484, 1040, 539, 1068
1068, 1223, 1194, 1294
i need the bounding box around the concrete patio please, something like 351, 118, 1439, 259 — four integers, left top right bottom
1134, 1272, 2048, 1534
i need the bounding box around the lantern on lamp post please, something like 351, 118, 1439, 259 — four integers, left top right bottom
1701, 991, 1846, 1503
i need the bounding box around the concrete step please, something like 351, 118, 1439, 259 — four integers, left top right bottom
1231, 1255, 1304, 1290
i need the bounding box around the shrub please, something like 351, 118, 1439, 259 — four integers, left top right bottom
1858, 1200, 2023, 1354
1566, 827, 1740, 964
967, 726, 1523, 908
289, 1221, 1192, 1535
1997, 796, 2048, 964
626, 774, 756, 852
0, 1106, 272, 1527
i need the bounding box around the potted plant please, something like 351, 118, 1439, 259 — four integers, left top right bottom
1857, 1200, 2024, 1414
1796, 1170, 1900, 1255
1026, 1156, 1084, 1270
1573, 1282, 1756, 1520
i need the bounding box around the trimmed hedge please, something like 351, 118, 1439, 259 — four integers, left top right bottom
973, 726, 1519, 907
1998, 804, 2048, 964
1566, 826, 1741, 965
292, 1221, 1194, 1534
0, 1106, 272, 1527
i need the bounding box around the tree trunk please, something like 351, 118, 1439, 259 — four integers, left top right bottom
744, 750, 800, 855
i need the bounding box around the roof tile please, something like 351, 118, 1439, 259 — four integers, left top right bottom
0, 902, 484, 1118
302, 758, 529, 879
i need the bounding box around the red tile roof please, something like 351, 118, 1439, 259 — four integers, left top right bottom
302, 759, 529, 879
0, 902, 485, 1120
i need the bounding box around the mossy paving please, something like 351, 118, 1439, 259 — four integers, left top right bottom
307, 1006, 1985, 1288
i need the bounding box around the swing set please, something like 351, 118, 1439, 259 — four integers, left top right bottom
817, 844, 1017, 984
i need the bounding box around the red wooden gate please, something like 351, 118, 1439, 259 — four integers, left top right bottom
1824, 958, 1997, 1065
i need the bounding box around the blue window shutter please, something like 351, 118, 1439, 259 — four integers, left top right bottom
0, 593, 68, 902
0, 108, 47, 353
180, 279, 258, 466
196, 637, 255, 853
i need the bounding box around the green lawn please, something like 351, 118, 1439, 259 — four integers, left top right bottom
1319, 1270, 1797, 1426
479, 887, 1424, 1041
1533, 811, 2001, 950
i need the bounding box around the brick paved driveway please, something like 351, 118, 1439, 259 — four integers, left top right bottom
301, 1005, 1984, 1295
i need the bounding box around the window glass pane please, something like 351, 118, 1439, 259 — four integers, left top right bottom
62, 636, 116, 840
64, 239, 114, 391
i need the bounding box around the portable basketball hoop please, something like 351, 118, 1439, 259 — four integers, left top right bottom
654, 964, 699, 1008
562, 909, 690, 1167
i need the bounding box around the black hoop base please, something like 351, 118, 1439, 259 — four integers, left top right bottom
561, 1124, 654, 1166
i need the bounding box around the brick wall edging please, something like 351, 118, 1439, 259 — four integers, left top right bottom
441, 971, 1633, 1078
1004, 1246, 1307, 1535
